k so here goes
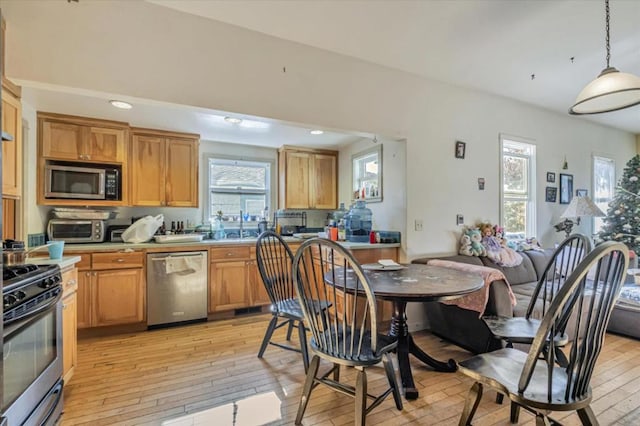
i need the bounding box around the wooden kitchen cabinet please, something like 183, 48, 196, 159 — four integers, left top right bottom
209, 245, 271, 313
2, 88, 22, 197
130, 128, 199, 207
247, 259, 270, 306
278, 146, 338, 209
37, 112, 130, 206
75, 251, 145, 328
209, 260, 250, 312
92, 268, 145, 326
40, 116, 127, 163
61, 266, 78, 384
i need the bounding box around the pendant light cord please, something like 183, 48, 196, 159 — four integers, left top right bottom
605, 0, 610, 68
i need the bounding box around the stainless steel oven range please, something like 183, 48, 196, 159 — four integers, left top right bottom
3, 263, 64, 426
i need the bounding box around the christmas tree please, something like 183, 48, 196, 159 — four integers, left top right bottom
598, 154, 640, 254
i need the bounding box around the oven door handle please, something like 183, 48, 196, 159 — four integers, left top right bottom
22, 379, 63, 426
3, 290, 63, 339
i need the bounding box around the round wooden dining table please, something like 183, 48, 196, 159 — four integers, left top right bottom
326, 263, 484, 400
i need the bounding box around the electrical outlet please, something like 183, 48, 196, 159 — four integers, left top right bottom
415, 219, 423, 231
456, 214, 464, 225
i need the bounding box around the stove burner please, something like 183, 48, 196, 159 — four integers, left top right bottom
3, 264, 40, 281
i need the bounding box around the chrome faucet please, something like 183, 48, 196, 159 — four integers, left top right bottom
239, 210, 244, 239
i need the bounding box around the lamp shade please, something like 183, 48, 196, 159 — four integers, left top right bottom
560, 195, 606, 219
569, 67, 640, 115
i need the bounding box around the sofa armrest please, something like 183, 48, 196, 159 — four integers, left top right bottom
485, 280, 515, 317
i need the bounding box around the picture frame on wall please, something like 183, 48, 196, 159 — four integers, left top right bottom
545, 187, 557, 203
559, 173, 573, 204
455, 141, 466, 159
576, 189, 588, 197
546, 172, 555, 183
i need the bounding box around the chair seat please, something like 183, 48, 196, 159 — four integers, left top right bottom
483, 316, 569, 346
275, 298, 330, 320
457, 348, 589, 411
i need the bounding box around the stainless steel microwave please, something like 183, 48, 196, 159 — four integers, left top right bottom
47, 219, 106, 243
44, 164, 120, 200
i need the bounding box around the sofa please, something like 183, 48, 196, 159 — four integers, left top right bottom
413, 249, 640, 354
412, 250, 555, 354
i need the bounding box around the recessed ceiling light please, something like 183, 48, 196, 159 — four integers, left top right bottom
109, 100, 132, 110
224, 117, 243, 124
310, 130, 324, 135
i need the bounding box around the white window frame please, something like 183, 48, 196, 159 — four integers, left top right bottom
499, 134, 537, 238
205, 155, 274, 222
592, 155, 615, 234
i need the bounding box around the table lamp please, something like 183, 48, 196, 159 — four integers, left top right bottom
554, 195, 605, 238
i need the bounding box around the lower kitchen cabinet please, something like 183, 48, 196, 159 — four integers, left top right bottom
76, 251, 145, 328
92, 269, 145, 326
247, 259, 270, 306
61, 266, 78, 384
209, 260, 250, 312
209, 246, 272, 313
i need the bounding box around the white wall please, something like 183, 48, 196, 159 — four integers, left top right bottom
6, 1, 636, 258
338, 136, 408, 258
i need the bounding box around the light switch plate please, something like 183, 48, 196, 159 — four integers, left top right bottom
456, 214, 464, 225
415, 219, 423, 231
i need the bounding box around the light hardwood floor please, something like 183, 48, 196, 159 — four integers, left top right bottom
61, 314, 640, 425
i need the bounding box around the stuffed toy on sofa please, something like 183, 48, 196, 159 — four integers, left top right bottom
459, 227, 486, 257
479, 223, 522, 267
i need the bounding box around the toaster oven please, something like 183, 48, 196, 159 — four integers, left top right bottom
47, 219, 106, 243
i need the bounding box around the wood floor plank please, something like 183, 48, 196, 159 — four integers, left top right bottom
60, 313, 640, 425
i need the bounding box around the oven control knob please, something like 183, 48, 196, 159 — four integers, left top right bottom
3, 294, 17, 309
40, 277, 59, 288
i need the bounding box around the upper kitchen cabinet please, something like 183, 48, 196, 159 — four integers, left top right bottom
278, 146, 338, 209
36, 112, 130, 206
2, 87, 22, 198
39, 112, 127, 163
130, 128, 199, 207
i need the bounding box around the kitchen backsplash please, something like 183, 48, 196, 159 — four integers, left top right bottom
28, 233, 46, 247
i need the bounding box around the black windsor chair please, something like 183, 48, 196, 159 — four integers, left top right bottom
292, 238, 402, 426
255, 231, 311, 371
483, 234, 591, 416
457, 241, 629, 425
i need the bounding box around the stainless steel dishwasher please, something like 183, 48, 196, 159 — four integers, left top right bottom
147, 251, 208, 328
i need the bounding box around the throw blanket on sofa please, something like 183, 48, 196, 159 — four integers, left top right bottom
427, 259, 517, 317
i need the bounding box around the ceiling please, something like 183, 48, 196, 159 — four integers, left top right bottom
146, 0, 640, 135
22, 83, 364, 149
18, 0, 640, 146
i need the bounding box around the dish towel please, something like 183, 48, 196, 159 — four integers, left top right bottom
427, 259, 517, 317
165, 255, 201, 275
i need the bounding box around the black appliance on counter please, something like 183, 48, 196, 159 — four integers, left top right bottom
3, 263, 64, 425
106, 224, 131, 242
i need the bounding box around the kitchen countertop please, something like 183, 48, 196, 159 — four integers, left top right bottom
58, 238, 400, 252
31, 255, 82, 269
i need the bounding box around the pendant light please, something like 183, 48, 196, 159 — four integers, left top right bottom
569, 0, 640, 115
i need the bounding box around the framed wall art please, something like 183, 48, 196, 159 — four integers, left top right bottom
545, 187, 557, 203
546, 172, 555, 183
455, 141, 466, 159
559, 173, 573, 204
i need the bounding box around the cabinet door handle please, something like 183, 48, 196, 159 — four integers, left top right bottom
68, 279, 77, 285
226, 252, 234, 257
113, 258, 125, 263
63, 303, 68, 309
